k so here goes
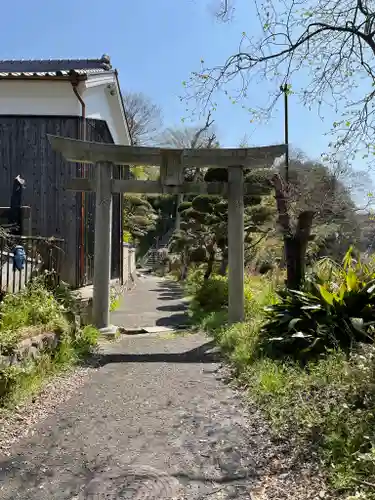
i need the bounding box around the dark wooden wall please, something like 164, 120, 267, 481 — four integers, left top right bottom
0, 115, 126, 287
80, 119, 127, 286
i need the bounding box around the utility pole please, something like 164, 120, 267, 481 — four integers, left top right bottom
280, 83, 290, 187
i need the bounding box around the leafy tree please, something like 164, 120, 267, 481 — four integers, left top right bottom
184, 0, 375, 287
241, 155, 365, 277
170, 167, 273, 279
123, 194, 157, 243
121, 91, 161, 245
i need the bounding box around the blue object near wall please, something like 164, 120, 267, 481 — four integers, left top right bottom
13, 245, 26, 272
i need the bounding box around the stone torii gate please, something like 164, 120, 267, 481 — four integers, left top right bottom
48, 135, 285, 334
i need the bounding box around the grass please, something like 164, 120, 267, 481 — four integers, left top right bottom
0, 281, 69, 353
0, 325, 99, 409
186, 268, 375, 499
0, 276, 100, 409
110, 286, 121, 312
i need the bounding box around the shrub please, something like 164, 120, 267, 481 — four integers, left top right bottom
186, 253, 375, 497
0, 282, 67, 353
0, 325, 99, 406
33, 272, 82, 317
0, 275, 99, 407
190, 272, 268, 317
260, 249, 375, 361
193, 275, 229, 312
72, 325, 99, 357
184, 266, 206, 296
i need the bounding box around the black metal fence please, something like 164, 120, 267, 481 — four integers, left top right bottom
0, 234, 65, 294
74, 148, 129, 288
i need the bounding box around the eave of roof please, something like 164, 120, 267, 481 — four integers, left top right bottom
0, 55, 132, 145
0, 55, 112, 78
114, 70, 133, 145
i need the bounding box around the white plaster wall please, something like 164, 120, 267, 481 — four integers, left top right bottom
83, 85, 124, 144
0, 78, 129, 145
0, 80, 79, 116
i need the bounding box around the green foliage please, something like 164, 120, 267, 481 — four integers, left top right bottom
193, 275, 229, 312
109, 286, 121, 312
260, 248, 375, 360
0, 276, 99, 407
243, 347, 375, 496
123, 194, 157, 242
188, 271, 375, 496
0, 281, 68, 353
0, 325, 99, 407
71, 325, 100, 358
170, 169, 274, 279
188, 270, 272, 320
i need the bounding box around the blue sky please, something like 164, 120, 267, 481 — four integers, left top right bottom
0, 0, 361, 164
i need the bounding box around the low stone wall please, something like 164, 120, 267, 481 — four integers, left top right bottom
0, 331, 61, 367
123, 244, 136, 287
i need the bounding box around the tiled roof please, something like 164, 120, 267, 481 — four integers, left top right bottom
0, 54, 113, 77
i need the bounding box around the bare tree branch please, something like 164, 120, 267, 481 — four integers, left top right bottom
122, 91, 163, 145
185, 0, 375, 162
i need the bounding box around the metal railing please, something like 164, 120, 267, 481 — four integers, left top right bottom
0, 235, 65, 294
140, 228, 175, 268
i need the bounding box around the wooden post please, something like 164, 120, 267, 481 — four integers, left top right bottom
160, 150, 184, 232
92, 162, 117, 334
20, 206, 32, 236
228, 166, 245, 324
175, 193, 183, 231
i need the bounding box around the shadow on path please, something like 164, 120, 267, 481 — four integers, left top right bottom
111, 276, 190, 330
96, 341, 220, 367
155, 314, 191, 328
156, 303, 188, 312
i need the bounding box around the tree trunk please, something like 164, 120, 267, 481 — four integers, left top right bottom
219, 256, 228, 276
293, 211, 314, 288
272, 174, 314, 290
204, 252, 215, 280
175, 193, 183, 231
180, 250, 188, 280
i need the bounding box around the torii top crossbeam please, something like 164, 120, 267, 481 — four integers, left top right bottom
48, 135, 286, 169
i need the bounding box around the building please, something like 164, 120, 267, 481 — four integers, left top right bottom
0, 55, 131, 287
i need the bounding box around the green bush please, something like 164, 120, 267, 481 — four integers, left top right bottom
0, 325, 99, 407
0, 285, 62, 331
184, 266, 206, 296
72, 325, 100, 357
190, 273, 265, 316
0, 275, 100, 407
193, 275, 229, 312
0, 282, 68, 353
260, 249, 375, 361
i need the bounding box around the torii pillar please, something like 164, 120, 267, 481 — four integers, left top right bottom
92, 161, 116, 333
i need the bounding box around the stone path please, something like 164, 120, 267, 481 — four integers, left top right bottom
111, 273, 191, 331
0, 275, 297, 499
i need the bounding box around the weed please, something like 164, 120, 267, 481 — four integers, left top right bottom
0, 276, 100, 408
187, 269, 375, 498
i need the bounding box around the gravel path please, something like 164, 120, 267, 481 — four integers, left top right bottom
0, 366, 97, 458
0, 275, 330, 499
